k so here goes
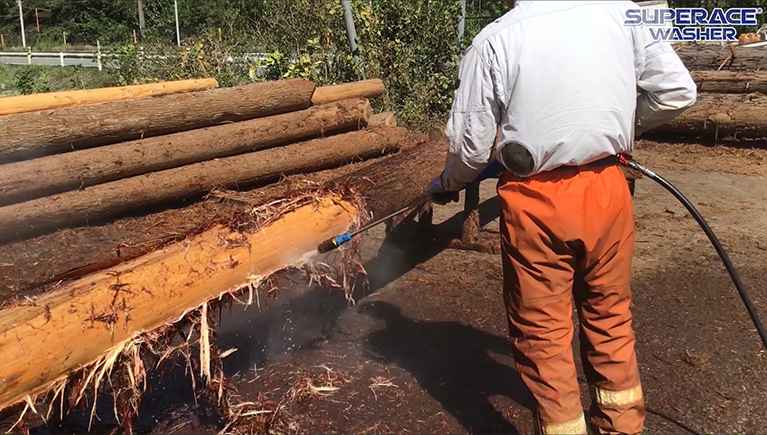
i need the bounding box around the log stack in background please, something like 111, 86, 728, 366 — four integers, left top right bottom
647, 44, 767, 142
0, 78, 400, 243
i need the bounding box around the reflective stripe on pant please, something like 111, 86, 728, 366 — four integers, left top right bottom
498, 163, 645, 434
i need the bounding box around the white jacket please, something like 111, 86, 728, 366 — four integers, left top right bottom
441, 0, 697, 190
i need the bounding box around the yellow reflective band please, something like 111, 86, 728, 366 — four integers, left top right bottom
542, 413, 588, 435
595, 384, 644, 408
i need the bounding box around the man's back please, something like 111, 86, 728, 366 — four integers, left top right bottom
478, 1, 637, 172
440, 1, 695, 190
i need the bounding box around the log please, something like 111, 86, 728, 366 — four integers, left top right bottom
649, 93, 767, 140
692, 71, 767, 94
0, 127, 407, 242
0, 197, 357, 412
312, 79, 385, 105
0, 79, 316, 164
0, 78, 219, 116
676, 44, 767, 72
0, 98, 371, 206
369, 111, 398, 128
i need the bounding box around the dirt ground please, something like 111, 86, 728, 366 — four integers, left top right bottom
17, 139, 767, 434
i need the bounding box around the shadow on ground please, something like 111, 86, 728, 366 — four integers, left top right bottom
361, 300, 532, 434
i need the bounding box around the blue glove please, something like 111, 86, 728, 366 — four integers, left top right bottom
478, 161, 504, 181
427, 176, 459, 205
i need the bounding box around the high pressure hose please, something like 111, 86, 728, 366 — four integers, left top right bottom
618, 155, 767, 351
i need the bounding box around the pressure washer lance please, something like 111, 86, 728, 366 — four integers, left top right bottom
317, 195, 431, 254
618, 154, 767, 351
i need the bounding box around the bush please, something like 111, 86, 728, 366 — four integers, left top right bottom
14, 66, 52, 95
110, 0, 464, 128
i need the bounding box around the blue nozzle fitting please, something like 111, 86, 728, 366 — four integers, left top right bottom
334, 233, 353, 247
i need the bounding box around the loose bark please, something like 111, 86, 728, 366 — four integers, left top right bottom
334, 135, 447, 219
0, 127, 407, 242
312, 79, 385, 105
648, 93, 767, 140
0, 197, 357, 412
0, 79, 315, 163
369, 111, 397, 128
0, 99, 371, 206
692, 71, 767, 94
0, 78, 219, 116
676, 44, 767, 72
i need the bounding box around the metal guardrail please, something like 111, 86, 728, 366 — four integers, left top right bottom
0, 50, 106, 69
0, 50, 270, 70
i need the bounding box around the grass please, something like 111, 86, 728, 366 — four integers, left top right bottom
0, 64, 117, 96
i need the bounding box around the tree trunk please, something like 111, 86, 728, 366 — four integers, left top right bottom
676, 44, 767, 72
0, 99, 371, 206
312, 79, 385, 105
692, 71, 767, 94
0, 127, 407, 243
649, 94, 767, 140
0, 197, 357, 413
0, 79, 316, 163
369, 111, 397, 128
0, 78, 219, 116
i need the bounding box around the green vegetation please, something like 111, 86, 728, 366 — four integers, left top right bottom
0, 64, 114, 96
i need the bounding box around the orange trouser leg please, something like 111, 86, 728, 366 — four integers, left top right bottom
498, 164, 645, 435
574, 166, 644, 435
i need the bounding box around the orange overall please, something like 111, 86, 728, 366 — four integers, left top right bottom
498, 161, 645, 434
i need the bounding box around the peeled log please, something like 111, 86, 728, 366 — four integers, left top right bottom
0, 127, 407, 242
692, 71, 767, 94
312, 79, 385, 105
369, 111, 397, 128
649, 94, 767, 140
0, 79, 315, 163
0, 78, 219, 116
676, 44, 767, 71
0, 98, 371, 206
0, 197, 357, 411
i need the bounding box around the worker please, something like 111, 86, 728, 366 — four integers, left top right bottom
428, 1, 696, 434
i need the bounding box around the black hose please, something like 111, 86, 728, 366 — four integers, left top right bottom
620, 156, 767, 351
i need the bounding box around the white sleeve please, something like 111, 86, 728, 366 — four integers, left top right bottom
634, 27, 697, 135
441, 45, 503, 192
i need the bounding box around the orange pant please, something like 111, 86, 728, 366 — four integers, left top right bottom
498, 163, 645, 434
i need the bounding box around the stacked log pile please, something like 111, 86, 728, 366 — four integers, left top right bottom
0, 77, 423, 429
0, 78, 401, 242
648, 44, 767, 143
